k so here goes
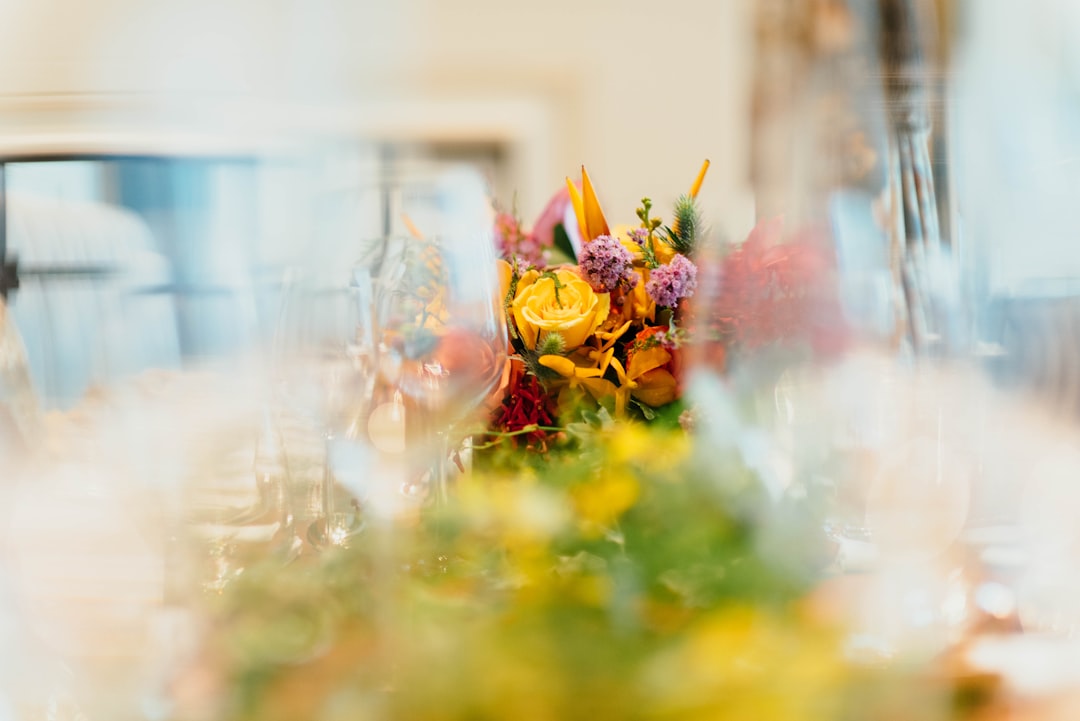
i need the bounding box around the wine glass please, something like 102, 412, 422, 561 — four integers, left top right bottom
373, 168, 507, 505
273, 265, 379, 547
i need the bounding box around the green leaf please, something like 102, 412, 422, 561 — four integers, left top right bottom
651, 398, 689, 428
630, 399, 657, 421
553, 223, 577, 263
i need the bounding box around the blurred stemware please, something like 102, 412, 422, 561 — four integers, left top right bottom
372, 168, 507, 505
180, 398, 294, 593
273, 265, 378, 547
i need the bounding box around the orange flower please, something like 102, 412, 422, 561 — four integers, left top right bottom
624, 326, 682, 407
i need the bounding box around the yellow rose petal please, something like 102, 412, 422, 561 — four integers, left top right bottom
511, 269, 609, 351
496, 259, 513, 304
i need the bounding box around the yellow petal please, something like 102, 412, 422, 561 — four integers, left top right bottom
609, 356, 632, 387
627, 345, 672, 381
510, 268, 542, 348
579, 376, 620, 402
596, 320, 633, 352
631, 368, 679, 407
566, 177, 587, 242
496, 259, 513, 304
655, 242, 677, 265
539, 354, 603, 379
538, 354, 576, 377
689, 159, 710, 199
512, 300, 539, 349
573, 474, 639, 527
593, 291, 611, 333
515, 268, 540, 299
580, 166, 610, 241
587, 346, 615, 376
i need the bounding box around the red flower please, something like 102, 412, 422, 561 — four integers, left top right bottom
487, 359, 559, 451
624, 325, 684, 407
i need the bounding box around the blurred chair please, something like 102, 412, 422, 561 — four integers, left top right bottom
6, 192, 181, 408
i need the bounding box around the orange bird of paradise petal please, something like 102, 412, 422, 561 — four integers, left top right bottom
673, 159, 711, 237
402, 213, 426, 240
689, 159, 710, 199
565, 177, 588, 244
580, 166, 610, 242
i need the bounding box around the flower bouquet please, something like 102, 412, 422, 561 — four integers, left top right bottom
485, 162, 711, 451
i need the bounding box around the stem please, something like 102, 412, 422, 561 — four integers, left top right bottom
432, 431, 451, 506
471, 425, 565, 450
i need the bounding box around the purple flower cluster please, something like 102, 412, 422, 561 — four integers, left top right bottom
579, 234, 637, 293
646, 254, 697, 308
627, 227, 649, 246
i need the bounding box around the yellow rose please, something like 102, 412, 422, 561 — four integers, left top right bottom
512, 268, 610, 351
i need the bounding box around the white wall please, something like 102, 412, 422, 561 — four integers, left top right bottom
368, 0, 756, 233
0, 0, 755, 236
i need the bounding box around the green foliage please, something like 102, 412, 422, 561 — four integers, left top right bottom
635, 197, 665, 269
553, 222, 578, 263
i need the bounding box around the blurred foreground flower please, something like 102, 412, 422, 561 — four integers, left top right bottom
203, 423, 962, 721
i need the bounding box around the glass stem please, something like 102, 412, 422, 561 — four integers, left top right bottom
322, 433, 336, 521
433, 431, 451, 506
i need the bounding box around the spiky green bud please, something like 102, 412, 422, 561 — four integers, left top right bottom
669, 194, 701, 255
537, 331, 567, 356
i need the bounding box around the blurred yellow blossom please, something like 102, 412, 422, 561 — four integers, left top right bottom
644, 607, 846, 721
571, 472, 639, 532
608, 425, 691, 473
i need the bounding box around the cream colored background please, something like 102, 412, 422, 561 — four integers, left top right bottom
0, 0, 756, 237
